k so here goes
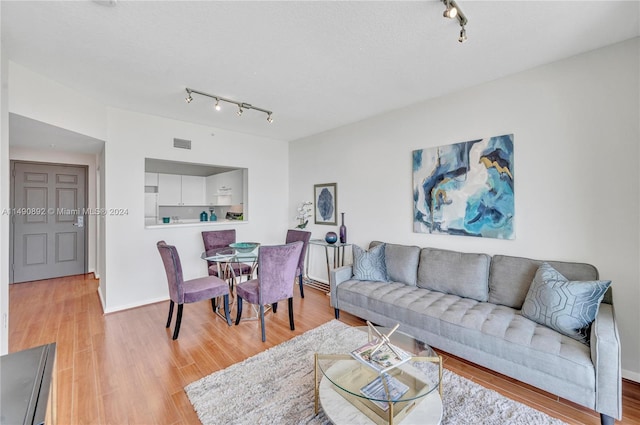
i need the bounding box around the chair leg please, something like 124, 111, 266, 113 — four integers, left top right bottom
272, 302, 278, 313
223, 294, 231, 326
211, 297, 217, 312
172, 304, 183, 340
235, 297, 243, 325
166, 300, 175, 328
288, 297, 295, 331
299, 274, 305, 298
260, 304, 266, 342
334, 308, 340, 319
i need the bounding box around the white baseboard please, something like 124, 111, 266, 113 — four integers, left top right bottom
102, 295, 169, 314
623, 368, 640, 383
308, 274, 328, 284
97, 286, 106, 313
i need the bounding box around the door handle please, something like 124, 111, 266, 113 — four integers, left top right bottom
73, 216, 84, 228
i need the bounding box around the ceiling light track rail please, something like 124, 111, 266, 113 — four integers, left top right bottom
441, 0, 468, 43
185, 88, 273, 123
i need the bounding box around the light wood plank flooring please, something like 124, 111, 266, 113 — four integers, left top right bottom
9, 274, 640, 424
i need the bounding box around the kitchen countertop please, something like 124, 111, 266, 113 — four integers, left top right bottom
145, 218, 247, 228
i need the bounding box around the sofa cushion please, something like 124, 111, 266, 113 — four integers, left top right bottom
521, 262, 611, 344
488, 255, 600, 309
353, 243, 388, 282
370, 241, 420, 286
417, 248, 490, 302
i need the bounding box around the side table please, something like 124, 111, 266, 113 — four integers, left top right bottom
308, 239, 352, 291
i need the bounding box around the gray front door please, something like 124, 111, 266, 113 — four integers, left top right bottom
11, 162, 87, 283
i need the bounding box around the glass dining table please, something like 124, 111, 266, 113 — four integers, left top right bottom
201, 247, 259, 284
201, 246, 260, 321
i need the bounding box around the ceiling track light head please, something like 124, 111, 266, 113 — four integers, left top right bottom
459, 25, 467, 43
185, 89, 193, 104
440, 0, 468, 42
214, 98, 221, 111
267, 113, 273, 123
443, 0, 457, 18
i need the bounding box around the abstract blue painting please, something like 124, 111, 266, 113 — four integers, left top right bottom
413, 134, 514, 239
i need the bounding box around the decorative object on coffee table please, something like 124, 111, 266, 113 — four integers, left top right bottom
325, 232, 338, 244
339, 212, 347, 243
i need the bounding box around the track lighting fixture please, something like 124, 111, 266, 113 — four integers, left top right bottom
184, 88, 273, 123
443, 0, 457, 19
440, 0, 468, 43
459, 26, 467, 43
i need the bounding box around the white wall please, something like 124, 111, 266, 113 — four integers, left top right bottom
290, 39, 640, 380
102, 108, 290, 312
8, 63, 107, 141
5, 63, 291, 316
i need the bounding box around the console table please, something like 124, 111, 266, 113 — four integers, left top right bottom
308, 239, 352, 292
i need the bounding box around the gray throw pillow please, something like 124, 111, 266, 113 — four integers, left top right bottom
353, 243, 389, 282
521, 262, 611, 344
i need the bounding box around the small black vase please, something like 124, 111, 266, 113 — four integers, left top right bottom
339, 212, 347, 244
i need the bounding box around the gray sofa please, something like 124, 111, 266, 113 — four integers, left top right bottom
330, 241, 621, 424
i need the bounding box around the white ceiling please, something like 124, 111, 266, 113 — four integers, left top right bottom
2, 0, 639, 149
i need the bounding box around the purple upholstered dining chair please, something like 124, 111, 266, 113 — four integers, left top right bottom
202, 230, 252, 279
285, 229, 311, 298
234, 241, 303, 342
157, 240, 231, 340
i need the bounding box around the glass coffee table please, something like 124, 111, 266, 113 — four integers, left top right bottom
314, 324, 443, 425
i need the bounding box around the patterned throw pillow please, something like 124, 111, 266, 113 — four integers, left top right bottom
353, 243, 389, 282
521, 262, 611, 344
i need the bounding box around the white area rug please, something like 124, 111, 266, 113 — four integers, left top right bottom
185, 320, 567, 425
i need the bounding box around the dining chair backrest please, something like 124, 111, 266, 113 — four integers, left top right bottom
285, 229, 311, 274
257, 241, 303, 306
157, 240, 184, 303
202, 229, 237, 254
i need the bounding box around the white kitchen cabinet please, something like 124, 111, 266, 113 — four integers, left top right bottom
158, 174, 206, 206
206, 169, 244, 205
181, 175, 206, 205
158, 174, 182, 205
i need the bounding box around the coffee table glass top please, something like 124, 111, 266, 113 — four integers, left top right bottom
316, 325, 441, 408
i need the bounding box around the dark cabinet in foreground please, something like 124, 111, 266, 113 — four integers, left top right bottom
1, 343, 56, 425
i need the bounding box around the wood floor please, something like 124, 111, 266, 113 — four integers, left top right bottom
9, 274, 640, 424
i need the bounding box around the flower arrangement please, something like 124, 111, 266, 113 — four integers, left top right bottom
296, 201, 313, 229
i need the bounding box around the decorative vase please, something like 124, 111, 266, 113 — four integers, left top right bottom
339, 212, 347, 244
325, 231, 338, 244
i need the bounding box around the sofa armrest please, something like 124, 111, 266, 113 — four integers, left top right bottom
591, 303, 622, 420
329, 265, 353, 308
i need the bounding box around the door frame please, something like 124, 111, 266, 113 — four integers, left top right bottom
9, 160, 89, 283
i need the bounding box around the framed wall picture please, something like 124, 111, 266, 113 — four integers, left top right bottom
314, 183, 337, 225
412, 133, 515, 239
